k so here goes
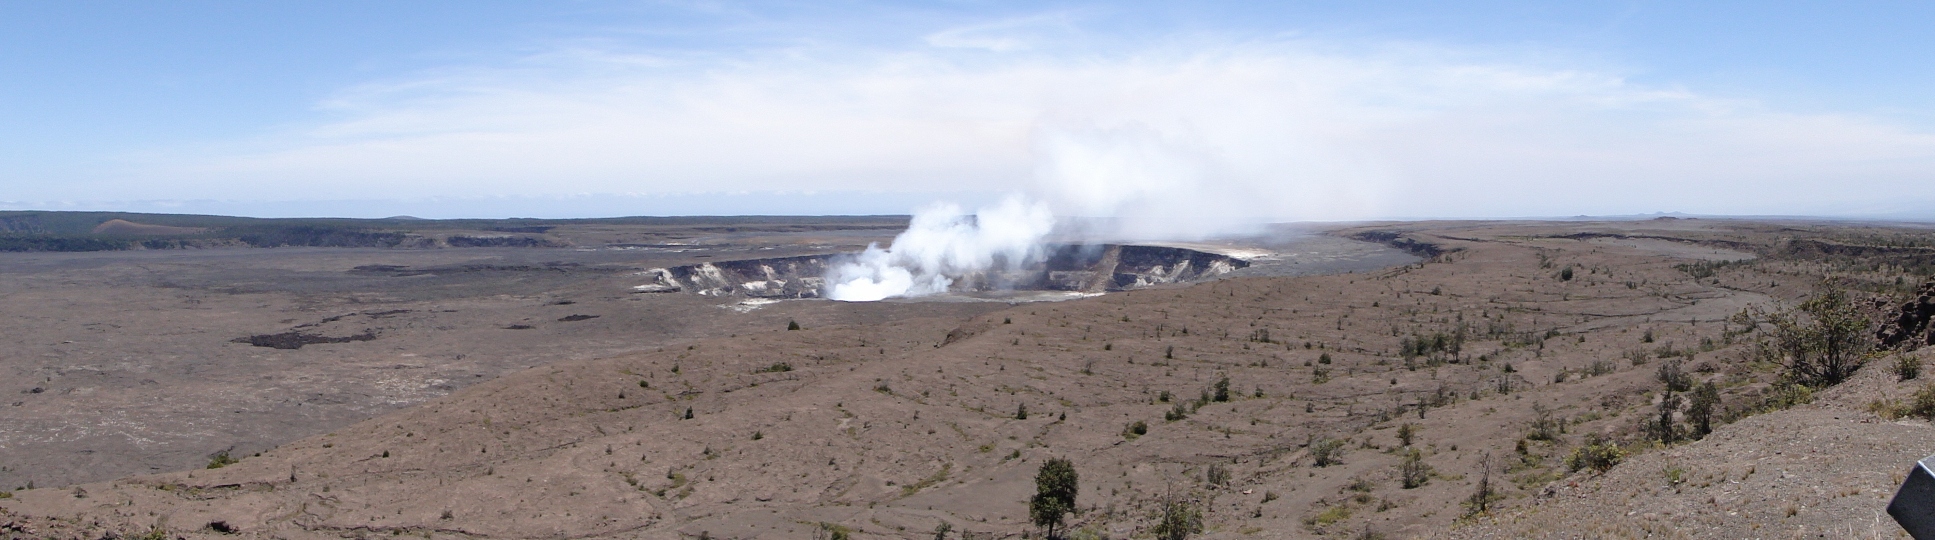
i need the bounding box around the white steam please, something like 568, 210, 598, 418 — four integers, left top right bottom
824, 196, 1055, 301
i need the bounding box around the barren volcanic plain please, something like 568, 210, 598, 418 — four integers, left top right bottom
5, 216, 1935, 539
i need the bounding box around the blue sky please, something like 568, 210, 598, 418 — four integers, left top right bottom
3, 1, 1933, 220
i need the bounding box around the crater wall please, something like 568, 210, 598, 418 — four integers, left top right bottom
633, 244, 1249, 298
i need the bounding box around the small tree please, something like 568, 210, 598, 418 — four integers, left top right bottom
1656, 359, 1691, 392
1016, 403, 1029, 420
1152, 497, 1203, 540
1761, 286, 1874, 388
1526, 404, 1559, 441
1464, 452, 1495, 516
933, 521, 952, 540
1396, 423, 1416, 447
1653, 393, 1682, 444
1029, 458, 1079, 539
1686, 382, 1720, 438
1212, 377, 1231, 402
1399, 448, 1430, 489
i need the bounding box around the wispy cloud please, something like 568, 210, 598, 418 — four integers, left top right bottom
115, 22, 1935, 222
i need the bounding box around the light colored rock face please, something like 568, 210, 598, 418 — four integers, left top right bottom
7, 219, 1933, 539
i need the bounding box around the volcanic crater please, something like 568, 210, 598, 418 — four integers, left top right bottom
632, 244, 1251, 298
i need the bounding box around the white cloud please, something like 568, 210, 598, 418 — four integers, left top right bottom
922, 13, 1076, 52
112, 31, 1935, 225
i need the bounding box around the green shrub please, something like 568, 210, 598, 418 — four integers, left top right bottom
1910, 383, 1935, 421
1205, 463, 1230, 487
1307, 504, 1351, 526
1898, 355, 1923, 382
1309, 437, 1344, 467
206, 451, 239, 469
1526, 404, 1560, 441
1399, 449, 1430, 489
1153, 498, 1204, 540
1758, 287, 1875, 388
1567, 436, 1623, 473
1166, 402, 1189, 422
758, 362, 793, 373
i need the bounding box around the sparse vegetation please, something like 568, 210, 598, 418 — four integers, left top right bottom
1526, 404, 1560, 441
758, 362, 793, 373
1464, 452, 1496, 516
812, 522, 852, 540
1399, 449, 1430, 489
1756, 286, 1876, 388
1153, 497, 1204, 540
1166, 402, 1189, 422
1656, 359, 1692, 392
1876, 383, 1935, 421
1898, 354, 1923, 381
1205, 462, 1230, 487
1567, 435, 1624, 473
206, 451, 239, 469
1309, 437, 1344, 467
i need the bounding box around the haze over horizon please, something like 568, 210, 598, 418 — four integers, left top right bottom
4, 1, 1934, 222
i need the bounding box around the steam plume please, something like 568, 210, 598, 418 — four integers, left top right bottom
824, 196, 1054, 301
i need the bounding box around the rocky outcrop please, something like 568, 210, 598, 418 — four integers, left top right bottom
1350, 230, 1451, 258
1880, 278, 1935, 349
